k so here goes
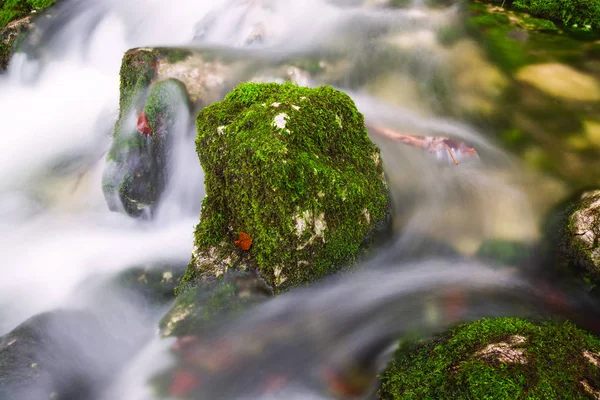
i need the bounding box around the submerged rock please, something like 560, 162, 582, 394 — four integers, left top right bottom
179, 82, 390, 293
516, 63, 600, 102
379, 317, 600, 399
0, 310, 128, 400
160, 271, 271, 337
112, 262, 187, 305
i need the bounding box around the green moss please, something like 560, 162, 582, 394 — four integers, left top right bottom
379, 317, 600, 399
0, 0, 56, 71
387, 0, 413, 8
153, 47, 192, 64
114, 48, 158, 135
522, 16, 559, 31
512, 0, 600, 31
466, 7, 530, 73
0, 0, 56, 30
181, 82, 390, 292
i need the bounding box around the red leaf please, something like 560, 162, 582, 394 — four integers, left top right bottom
137, 111, 152, 136
234, 232, 252, 251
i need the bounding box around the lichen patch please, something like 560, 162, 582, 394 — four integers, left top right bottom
273, 113, 289, 129
273, 266, 288, 287
584, 350, 600, 368
162, 271, 174, 283
162, 305, 192, 337
362, 208, 371, 224
475, 335, 528, 364
581, 380, 600, 399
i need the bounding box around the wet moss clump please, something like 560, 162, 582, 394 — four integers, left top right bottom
379, 317, 600, 399
0, 0, 58, 71
512, 0, 600, 32
180, 82, 390, 293
103, 78, 191, 217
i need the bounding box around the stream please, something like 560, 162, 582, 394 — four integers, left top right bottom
1, 0, 599, 399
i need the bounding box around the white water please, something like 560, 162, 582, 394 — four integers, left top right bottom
0, 0, 545, 398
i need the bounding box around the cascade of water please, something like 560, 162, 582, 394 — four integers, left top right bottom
0, 0, 555, 399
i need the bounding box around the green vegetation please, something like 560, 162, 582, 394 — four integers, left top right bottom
0, 0, 56, 30
379, 317, 600, 399
1, 0, 58, 71
180, 82, 390, 293
512, 0, 600, 31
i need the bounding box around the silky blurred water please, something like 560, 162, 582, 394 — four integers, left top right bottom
0, 0, 570, 399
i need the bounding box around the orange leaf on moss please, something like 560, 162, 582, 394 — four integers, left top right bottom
234, 232, 252, 251
137, 111, 152, 136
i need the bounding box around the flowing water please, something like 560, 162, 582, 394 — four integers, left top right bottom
1, 0, 598, 399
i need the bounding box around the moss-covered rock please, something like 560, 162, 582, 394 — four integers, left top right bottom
0, 0, 55, 31
103, 76, 191, 217
179, 82, 390, 293
379, 317, 600, 399
545, 190, 600, 288
160, 272, 271, 337
511, 0, 600, 32
0, 0, 60, 71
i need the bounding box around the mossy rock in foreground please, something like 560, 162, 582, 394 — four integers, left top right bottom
180, 82, 390, 293
103, 78, 191, 217
379, 317, 600, 399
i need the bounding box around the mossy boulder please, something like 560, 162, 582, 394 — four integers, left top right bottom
103, 76, 191, 217
179, 82, 390, 293
0, 0, 59, 71
379, 317, 600, 399
160, 272, 271, 337
546, 190, 600, 288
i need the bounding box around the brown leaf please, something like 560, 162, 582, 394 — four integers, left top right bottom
137, 111, 152, 136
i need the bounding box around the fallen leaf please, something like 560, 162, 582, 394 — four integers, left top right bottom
137, 111, 152, 136
235, 232, 252, 251
366, 122, 479, 165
